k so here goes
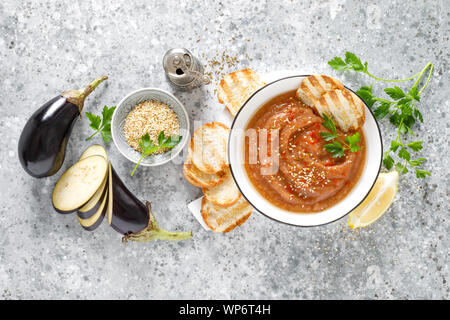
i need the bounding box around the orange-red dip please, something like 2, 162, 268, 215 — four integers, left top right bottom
245, 90, 365, 212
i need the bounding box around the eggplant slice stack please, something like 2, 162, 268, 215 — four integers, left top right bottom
51, 144, 192, 242
52, 155, 108, 215
52, 144, 109, 230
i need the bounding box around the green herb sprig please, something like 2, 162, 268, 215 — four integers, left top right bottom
85, 105, 116, 143
320, 114, 361, 158
131, 131, 182, 176
328, 52, 433, 178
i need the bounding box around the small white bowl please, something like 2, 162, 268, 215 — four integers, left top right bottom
111, 88, 190, 166
228, 75, 383, 227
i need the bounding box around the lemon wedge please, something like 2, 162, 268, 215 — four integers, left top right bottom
348, 171, 399, 229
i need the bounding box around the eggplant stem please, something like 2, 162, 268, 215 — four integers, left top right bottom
82, 76, 108, 98
62, 76, 108, 114
122, 229, 193, 243
122, 201, 193, 243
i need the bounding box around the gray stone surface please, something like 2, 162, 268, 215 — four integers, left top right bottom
0, 0, 448, 300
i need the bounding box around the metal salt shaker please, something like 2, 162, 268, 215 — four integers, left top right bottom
163, 48, 210, 89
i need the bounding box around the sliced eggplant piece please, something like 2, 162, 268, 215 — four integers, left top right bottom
79, 144, 108, 161
78, 188, 107, 231
76, 144, 109, 219
77, 174, 108, 219
52, 155, 108, 214
107, 162, 113, 225
109, 163, 192, 242
18, 76, 107, 178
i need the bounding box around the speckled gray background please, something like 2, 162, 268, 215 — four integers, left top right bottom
0, 0, 448, 300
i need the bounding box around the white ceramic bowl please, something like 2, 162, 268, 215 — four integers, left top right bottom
228, 75, 383, 227
111, 88, 189, 166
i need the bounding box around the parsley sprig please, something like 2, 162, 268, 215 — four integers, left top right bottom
328, 52, 422, 82
320, 114, 361, 158
131, 131, 182, 176
85, 105, 116, 143
328, 52, 433, 178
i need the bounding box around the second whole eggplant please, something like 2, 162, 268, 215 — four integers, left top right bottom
18, 76, 107, 178
109, 164, 192, 243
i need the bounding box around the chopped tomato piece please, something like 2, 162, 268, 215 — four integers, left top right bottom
306, 130, 321, 144
285, 183, 295, 195
287, 108, 297, 121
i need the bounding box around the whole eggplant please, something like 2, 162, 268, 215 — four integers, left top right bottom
18, 76, 107, 178
110, 164, 192, 243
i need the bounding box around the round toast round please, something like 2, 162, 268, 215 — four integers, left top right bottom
201, 197, 252, 233
202, 168, 241, 207
190, 122, 230, 174
183, 152, 227, 188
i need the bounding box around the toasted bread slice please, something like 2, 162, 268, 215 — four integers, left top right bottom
202, 168, 241, 207
201, 197, 252, 232
217, 68, 266, 116
296, 75, 344, 107
314, 89, 365, 132
191, 122, 229, 174
183, 151, 227, 188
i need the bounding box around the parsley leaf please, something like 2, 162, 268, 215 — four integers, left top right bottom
140, 133, 154, 151
408, 86, 420, 101
409, 158, 426, 167
100, 124, 112, 143
415, 169, 430, 179
320, 114, 361, 158
356, 86, 376, 108
158, 131, 165, 146
345, 132, 361, 152
383, 153, 395, 170
324, 141, 345, 158
390, 140, 401, 152
131, 131, 182, 176
406, 141, 423, 152
373, 102, 391, 119
328, 51, 367, 73
320, 131, 336, 141
384, 86, 406, 100
161, 135, 182, 148
328, 57, 351, 71
413, 107, 424, 122
398, 148, 411, 161
395, 162, 408, 174
321, 113, 337, 134
345, 52, 366, 72
85, 105, 116, 143
86, 112, 101, 130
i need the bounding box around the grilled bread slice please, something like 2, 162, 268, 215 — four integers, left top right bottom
202, 168, 241, 207
217, 68, 266, 116
296, 75, 344, 107
183, 151, 227, 188
201, 196, 252, 232
191, 122, 230, 174
314, 89, 365, 132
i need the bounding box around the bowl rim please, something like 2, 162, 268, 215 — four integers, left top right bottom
111, 87, 190, 167
228, 75, 383, 227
